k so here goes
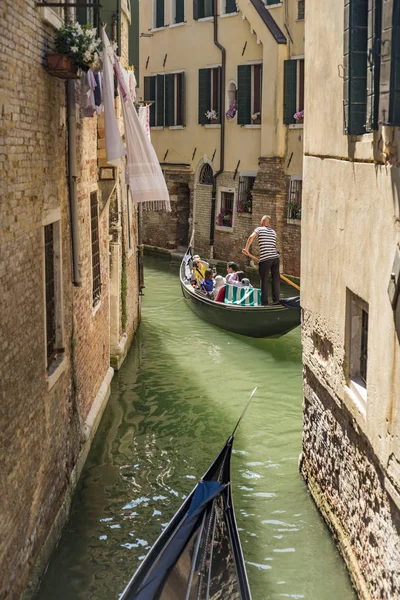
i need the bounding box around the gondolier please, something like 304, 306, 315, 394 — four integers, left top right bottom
243, 215, 280, 306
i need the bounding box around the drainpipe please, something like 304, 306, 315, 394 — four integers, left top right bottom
209, 0, 226, 256
117, 0, 122, 57
67, 79, 82, 286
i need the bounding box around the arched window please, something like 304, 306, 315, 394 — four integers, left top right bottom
199, 163, 214, 185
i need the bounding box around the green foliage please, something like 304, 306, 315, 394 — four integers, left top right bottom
54, 22, 102, 72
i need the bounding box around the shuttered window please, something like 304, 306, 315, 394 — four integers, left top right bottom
76, 2, 96, 25
155, 0, 165, 28
175, 0, 185, 23
144, 76, 156, 127
238, 64, 262, 125
298, 0, 305, 20
225, 0, 237, 14
390, 1, 400, 124
194, 0, 213, 19
165, 72, 186, 126
343, 0, 368, 134
156, 74, 165, 126
283, 60, 297, 124
365, 0, 382, 130
198, 67, 221, 124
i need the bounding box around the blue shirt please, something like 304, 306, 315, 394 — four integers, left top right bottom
201, 279, 214, 293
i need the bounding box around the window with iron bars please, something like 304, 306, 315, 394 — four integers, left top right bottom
237, 176, 255, 214
287, 178, 302, 220
199, 163, 214, 185
360, 309, 368, 385
298, 0, 305, 20
91, 191, 101, 307
45, 223, 57, 368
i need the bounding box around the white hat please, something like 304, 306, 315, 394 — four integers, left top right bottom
214, 275, 225, 289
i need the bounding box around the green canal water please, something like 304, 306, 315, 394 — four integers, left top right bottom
36, 257, 356, 600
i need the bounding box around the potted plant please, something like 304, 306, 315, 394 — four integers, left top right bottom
237, 192, 252, 214
288, 197, 301, 219
226, 102, 237, 120
47, 22, 102, 79
294, 109, 304, 124
251, 111, 261, 125
216, 208, 233, 227
205, 109, 219, 125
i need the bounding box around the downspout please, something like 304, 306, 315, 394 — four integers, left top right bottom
210, 0, 226, 256
117, 0, 122, 58
67, 79, 82, 286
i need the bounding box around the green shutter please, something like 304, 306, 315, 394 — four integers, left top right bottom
156, 74, 165, 126
156, 0, 164, 28
391, 2, 400, 124
237, 65, 252, 125
379, 0, 394, 123
266, 0, 281, 4
343, 0, 368, 134
180, 72, 186, 126
283, 60, 297, 125
204, 0, 213, 17
365, 0, 382, 131
165, 74, 175, 127
199, 68, 211, 124
225, 0, 237, 13
144, 76, 156, 127
217, 66, 222, 124
176, 0, 185, 23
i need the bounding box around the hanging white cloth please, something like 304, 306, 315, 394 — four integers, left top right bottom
101, 29, 125, 168
138, 105, 151, 141
114, 58, 170, 212
128, 70, 137, 102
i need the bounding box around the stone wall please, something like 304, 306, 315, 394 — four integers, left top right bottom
301, 365, 400, 600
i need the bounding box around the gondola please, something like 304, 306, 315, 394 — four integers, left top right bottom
120, 390, 257, 600
180, 249, 301, 338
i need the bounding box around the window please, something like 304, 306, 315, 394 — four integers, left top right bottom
194, 0, 214, 19
287, 177, 302, 220
216, 190, 234, 228
264, 0, 282, 5
172, 0, 185, 23
298, 0, 305, 20
346, 291, 369, 398
237, 175, 255, 213
153, 0, 165, 28
76, 2, 97, 26
237, 64, 262, 125
222, 0, 237, 14
90, 192, 101, 307
199, 163, 214, 184
144, 73, 186, 127
343, 0, 383, 133
283, 58, 304, 125
198, 67, 221, 124
165, 72, 186, 126
44, 221, 63, 373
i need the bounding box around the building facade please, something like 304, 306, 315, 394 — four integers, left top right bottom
302, 1, 400, 598
139, 0, 304, 277
0, 2, 140, 599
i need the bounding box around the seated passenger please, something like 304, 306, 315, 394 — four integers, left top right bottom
192, 257, 207, 286
200, 269, 214, 296
226, 261, 239, 284
213, 275, 226, 299
241, 277, 253, 287
230, 271, 246, 286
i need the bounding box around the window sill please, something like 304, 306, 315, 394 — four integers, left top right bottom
266, 3, 282, 8
40, 6, 64, 28
237, 212, 252, 218
198, 16, 214, 22
151, 126, 164, 130
243, 124, 261, 129
343, 379, 367, 430
296, 18, 305, 22
220, 12, 239, 18
289, 124, 304, 129
151, 26, 167, 32
215, 225, 234, 232
47, 355, 67, 391
169, 21, 186, 28
204, 124, 221, 129
169, 125, 185, 130
287, 218, 301, 225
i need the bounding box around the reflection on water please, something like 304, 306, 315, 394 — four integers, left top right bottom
36, 257, 355, 600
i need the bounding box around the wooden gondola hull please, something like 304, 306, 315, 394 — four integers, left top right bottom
181, 281, 300, 338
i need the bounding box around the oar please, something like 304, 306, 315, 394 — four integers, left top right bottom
231, 387, 257, 437
241, 249, 301, 292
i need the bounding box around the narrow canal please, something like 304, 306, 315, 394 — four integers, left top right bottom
36, 257, 356, 600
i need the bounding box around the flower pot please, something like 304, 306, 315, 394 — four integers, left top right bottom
47, 54, 79, 79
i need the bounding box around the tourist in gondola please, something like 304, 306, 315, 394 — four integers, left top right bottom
200, 268, 214, 297
191, 254, 207, 286
226, 261, 239, 284
243, 215, 280, 305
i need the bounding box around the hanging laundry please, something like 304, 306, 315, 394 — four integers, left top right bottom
81, 69, 97, 118
139, 105, 150, 141
128, 70, 137, 102
101, 29, 125, 168
93, 72, 103, 115
114, 58, 170, 212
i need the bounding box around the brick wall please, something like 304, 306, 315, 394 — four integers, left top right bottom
301, 365, 400, 599
0, 2, 140, 598
282, 221, 301, 278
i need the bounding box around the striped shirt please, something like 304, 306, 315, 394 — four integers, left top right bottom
254, 226, 279, 262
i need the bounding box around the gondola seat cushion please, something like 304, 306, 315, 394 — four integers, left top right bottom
224, 284, 262, 306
